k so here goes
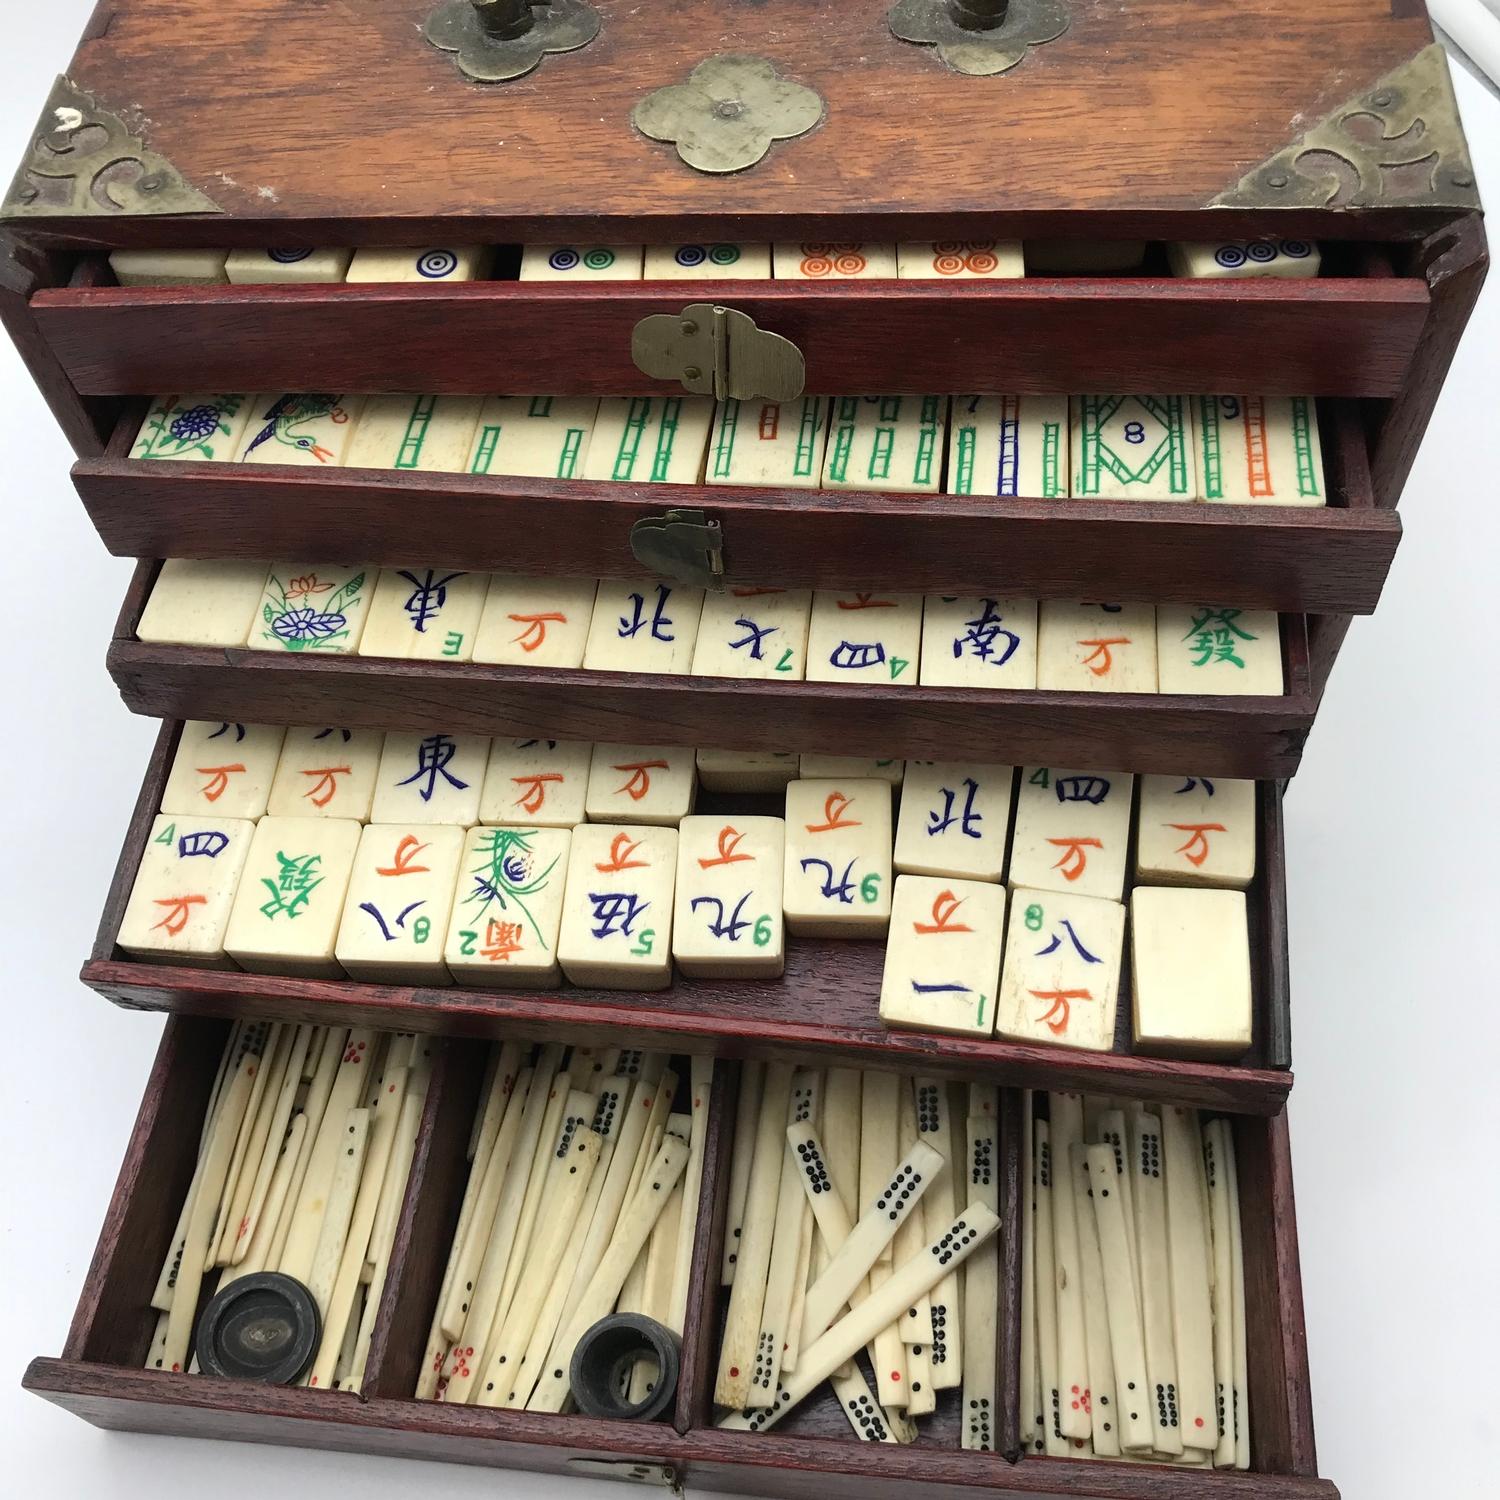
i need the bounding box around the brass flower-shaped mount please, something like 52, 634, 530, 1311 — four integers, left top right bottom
634, 55, 824, 175
889, 0, 1069, 78
424, 0, 600, 85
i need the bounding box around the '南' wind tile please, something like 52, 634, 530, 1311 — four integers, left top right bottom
773, 243, 898, 279
131, 394, 256, 462
370, 732, 488, 826
822, 396, 946, 493
583, 581, 704, 675
357, 567, 492, 661
645, 243, 772, 279
480, 738, 592, 829
557, 823, 679, 989
706, 398, 829, 488
472, 576, 597, 669
345, 247, 492, 283
585, 744, 696, 827
1070, 395, 1197, 501
465, 396, 600, 479
1036, 602, 1158, 694
673, 815, 786, 978
919, 596, 1038, 690
805, 590, 922, 687
583, 397, 714, 484
1156, 607, 1283, 695
1135, 776, 1257, 889
136, 559, 268, 647
237, 394, 367, 467
268, 727, 384, 822
894, 762, 1016, 883
520, 245, 645, 280
1167, 238, 1320, 279
160, 720, 286, 820
691, 588, 812, 681
1194, 396, 1326, 506
1008, 767, 1134, 902
782, 779, 893, 938
247, 564, 375, 655
343, 395, 484, 472
879, 876, 1007, 1037
946, 394, 1069, 497
896, 242, 1024, 280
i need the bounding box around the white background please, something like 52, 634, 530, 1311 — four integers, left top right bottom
1, 7, 1496, 1498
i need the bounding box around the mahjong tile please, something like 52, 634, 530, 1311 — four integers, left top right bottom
472, 576, 597, 668
673, 815, 785, 977
110, 249, 228, 286
520, 245, 644, 280
1194, 396, 1326, 506
334, 823, 465, 984
237, 394, 367, 467
1156, 607, 1283, 695
225, 248, 353, 283
480, 738, 591, 828
345, 247, 492, 283
131, 394, 256, 462
695, 748, 800, 794
557, 823, 679, 988
343, 395, 484, 472
706, 398, 829, 488
136, 559, 268, 647
1167, 238, 1320, 280
691, 588, 812, 681
773, 243, 898, 279
821, 396, 946, 493
370, 732, 488, 825
896, 242, 1023, 280
582, 581, 704, 675
160, 720, 286, 820
919, 596, 1038, 690
894, 762, 1015, 883
1008, 767, 1133, 901
582, 397, 714, 484
1135, 776, 1256, 888
996, 887, 1124, 1051
947, 392, 1069, 496
1036, 602, 1157, 693
585, 743, 696, 826
1024, 240, 1148, 273
1131, 887, 1253, 1056
645, 243, 772, 279
357, 567, 492, 661
268, 727, 384, 821
798, 755, 904, 785
445, 825, 572, 987
247, 564, 375, 655
117, 814, 256, 967
805, 590, 922, 686
783, 779, 893, 937
1069, 396, 1197, 501
879, 876, 1006, 1036
223, 816, 363, 977
465, 397, 600, 479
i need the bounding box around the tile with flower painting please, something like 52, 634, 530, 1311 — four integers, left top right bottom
248, 564, 375, 654
131, 394, 257, 463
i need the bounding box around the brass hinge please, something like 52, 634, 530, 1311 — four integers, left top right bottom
632, 303, 805, 403
629, 508, 725, 592
566, 1460, 683, 1493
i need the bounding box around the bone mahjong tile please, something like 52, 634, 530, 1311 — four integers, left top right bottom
896, 242, 1024, 279
521, 245, 645, 280
109, 249, 228, 286
1008, 767, 1134, 901
673, 815, 786, 978
117, 813, 256, 967
822, 396, 946, 493
161, 720, 286, 820
131, 394, 256, 462
1036, 602, 1158, 693
480, 738, 591, 828
370, 732, 488, 826
691, 588, 813, 681
136, 559, 268, 647
894, 762, 1016, 883
1156, 607, 1283, 695
879, 876, 1006, 1036
1130, 887, 1253, 1056
585, 743, 697, 827
471, 575, 597, 668
246, 564, 375, 654
583, 581, 704, 675
1135, 775, 1256, 888
237, 394, 368, 467
223, 816, 363, 977
1194, 396, 1326, 506
645, 243, 773, 279
773, 243, 898, 279
919, 596, 1038, 690
557, 823, 679, 989
268, 728, 384, 822
225, 248, 354, 283
695, 749, 800, 793
1070, 396, 1197, 501
995, 887, 1125, 1051
465, 396, 600, 479
805, 590, 922, 687
1167, 238, 1320, 279
345, 247, 492, 283
798, 754, 904, 785
583, 397, 714, 484
945, 394, 1069, 497
343, 395, 484, 472
356, 567, 492, 661
706, 398, 829, 488
782, 779, 893, 937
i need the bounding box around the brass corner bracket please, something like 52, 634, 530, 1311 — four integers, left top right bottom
889, 0, 1069, 77
424, 0, 600, 84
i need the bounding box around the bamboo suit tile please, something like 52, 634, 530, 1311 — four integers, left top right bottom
344, 395, 484, 472
920, 596, 1038, 689
673, 815, 786, 977
696, 749, 800, 794
480, 738, 592, 828
136, 560, 268, 647
473, 576, 597, 668
1131, 888, 1253, 1056
946, 394, 1069, 497
1070, 396, 1197, 501
1156, 608, 1283, 695
269, 727, 384, 822
465, 397, 599, 479
645, 243, 772, 279
583, 398, 714, 484
445, 825, 571, 987
822, 396, 945, 493
1136, 775, 1256, 888
370, 732, 487, 826
345, 247, 491, 282
520, 245, 645, 280
897, 242, 1024, 279
799, 755, 904, 786
225, 248, 353, 283
557, 823, 679, 989
224, 816, 362, 978
585, 743, 696, 826
237, 395, 367, 467
1009, 767, 1133, 901
161, 721, 286, 820
879, 876, 1007, 1036
357, 568, 491, 661
1036, 602, 1158, 693
895, 762, 1016, 882
131, 394, 256, 462
583, 581, 704, 675
1194, 396, 1326, 506
773, 243, 898, 279
247, 564, 374, 655
805, 590, 922, 686
1167, 238, 1320, 279
118, 814, 256, 966
706, 399, 829, 488
110, 249, 228, 286
692, 589, 813, 681
783, 779, 892, 937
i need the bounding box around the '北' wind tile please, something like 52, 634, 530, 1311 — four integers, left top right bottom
1070, 395, 1197, 501
557, 823, 679, 989
946, 394, 1069, 497
692, 588, 812, 681
480, 738, 592, 829
673, 815, 786, 977
357, 567, 492, 662
879, 876, 1007, 1037
237, 394, 368, 467
782, 779, 893, 937
805, 590, 922, 687
1167, 238, 1320, 279
1009, 767, 1134, 902
131, 394, 256, 462
773, 243, 898, 279
225, 248, 353, 283
520, 245, 645, 280
345, 247, 492, 283
920, 596, 1039, 690
136, 559, 268, 647
246, 564, 375, 655
1156, 607, 1284, 695
268, 727, 384, 822
445, 825, 572, 987
585, 743, 697, 827
370, 732, 489, 826
896, 241, 1024, 279
894, 762, 1016, 883
1135, 776, 1257, 889
583, 397, 714, 484
343, 395, 484, 472
821, 396, 947, 493
706, 398, 829, 488
1194, 395, 1326, 506
1036, 602, 1158, 694
465, 396, 600, 479
472, 576, 597, 669
583, 581, 704, 675
160, 720, 286, 820
645, 243, 772, 279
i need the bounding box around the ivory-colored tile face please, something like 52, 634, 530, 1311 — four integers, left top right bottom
585, 743, 696, 826
773, 243, 898, 279
583, 581, 704, 675
946, 394, 1069, 497
695, 748, 799, 793
798, 754, 904, 785
344, 394, 484, 472
247, 564, 374, 654
1025, 240, 1147, 273
472, 575, 597, 668
583, 397, 714, 484
645, 243, 772, 279
996, 887, 1125, 1051
357, 567, 491, 661
1036, 602, 1158, 693
692, 588, 812, 681
805, 590, 922, 686
1156, 607, 1283, 695
1070, 396, 1197, 501
268, 727, 384, 821
237, 394, 367, 467
1131, 887, 1253, 1056
879, 876, 1007, 1036
520, 245, 644, 280
223, 816, 363, 976
480, 738, 591, 828
136, 559, 267, 647
673, 815, 785, 977
706, 398, 829, 488
895, 762, 1015, 882
465, 396, 599, 479
161, 720, 286, 820
118, 813, 256, 965
131, 394, 256, 462
897, 241, 1023, 279
1009, 767, 1134, 901
110, 249, 228, 286
782, 779, 893, 937
371, 732, 488, 825
344, 246, 491, 283
1136, 776, 1257, 888
334, 823, 464, 983
822, 396, 946, 493
225, 248, 353, 283
557, 823, 679, 988
1167, 238, 1320, 279
919, 596, 1038, 689
445, 825, 571, 987
1194, 395, 1326, 506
